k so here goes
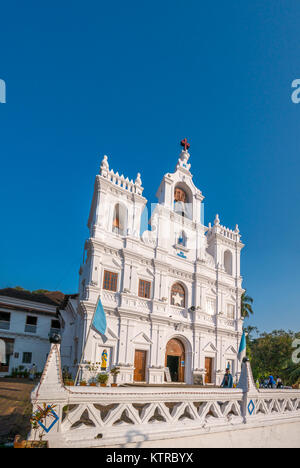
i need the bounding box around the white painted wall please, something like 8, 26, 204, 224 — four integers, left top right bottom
0, 295, 60, 375
109, 421, 300, 449
62, 150, 245, 385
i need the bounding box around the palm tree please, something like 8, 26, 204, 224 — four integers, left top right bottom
241, 292, 254, 318
283, 362, 300, 386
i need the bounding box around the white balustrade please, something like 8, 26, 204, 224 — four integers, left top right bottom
29, 345, 300, 448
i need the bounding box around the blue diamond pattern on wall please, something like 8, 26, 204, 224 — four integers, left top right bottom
38, 406, 59, 433
248, 400, 255, 416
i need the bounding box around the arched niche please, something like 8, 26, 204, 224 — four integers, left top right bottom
173, 182, 193, 219
224, 250, 233, 275
112, 203, 128, 236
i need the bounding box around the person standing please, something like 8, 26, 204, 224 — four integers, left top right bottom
29, 363, 37, 381
276, 377, 283, 389
221, 368, 233, 388
268, 374, 276, 389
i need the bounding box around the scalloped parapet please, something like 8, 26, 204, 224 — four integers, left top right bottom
99, 155, 144, 195
207, 214, 241, 243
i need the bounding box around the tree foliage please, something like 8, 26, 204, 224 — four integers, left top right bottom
246, 329, 300, 385
241, 292, 254, 318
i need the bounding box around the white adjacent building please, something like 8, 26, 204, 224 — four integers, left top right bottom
0, 289, 66, 376
62, 143, 245, 386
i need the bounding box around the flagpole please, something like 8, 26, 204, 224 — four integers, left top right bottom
74, 296, 100, 386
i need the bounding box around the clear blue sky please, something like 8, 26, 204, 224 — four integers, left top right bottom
1, 1, 299, 333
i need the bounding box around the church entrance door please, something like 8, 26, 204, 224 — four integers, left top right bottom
134, 350, 147, 382
205, 357, 213, 384
165, 338, 185, 382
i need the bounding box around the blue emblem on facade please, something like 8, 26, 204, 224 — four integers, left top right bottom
38, 406, 59, 433
248, 400, 255, 416
177, 251, 187, 259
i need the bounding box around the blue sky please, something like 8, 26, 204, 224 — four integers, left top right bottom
0, 1, 299, 333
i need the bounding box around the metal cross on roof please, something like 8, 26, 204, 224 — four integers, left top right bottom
180, 138, 190, 151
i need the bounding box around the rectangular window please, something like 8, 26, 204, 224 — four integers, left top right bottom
50, 319, 61, 335
0, 311, 10, 330
206, 298, 216, 316
138, 280, 151, 299
22, 352, 32, 364
25, 316, 37, 333
103, 270, 118, 292
227, 304, 235, 319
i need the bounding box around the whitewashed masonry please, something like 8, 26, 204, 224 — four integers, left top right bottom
62, 144, 245, 385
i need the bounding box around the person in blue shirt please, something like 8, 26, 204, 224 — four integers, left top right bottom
268, 374, 276, 389
221, 368, 233, 388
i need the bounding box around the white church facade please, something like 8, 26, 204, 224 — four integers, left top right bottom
61, 141, 245, 386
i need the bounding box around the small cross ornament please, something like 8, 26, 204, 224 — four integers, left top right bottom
180, 138, 190, 151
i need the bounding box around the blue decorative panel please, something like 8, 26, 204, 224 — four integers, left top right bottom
248, 400, 255, 416
38, 406, 59, 433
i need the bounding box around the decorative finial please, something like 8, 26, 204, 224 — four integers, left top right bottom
214, 214, 220, 226
176, 139, 191, 171
180, 138, 190, 152
135, 172, 142, 186
100, 155, 109, 177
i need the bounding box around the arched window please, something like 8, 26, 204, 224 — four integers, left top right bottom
112, 203, 127, 236
171, 283, 186, 307
174, 185, 192, 219
174, 187, 187, 203
224, 250, 233, 275
174, 188, 186, 218
178, 231, 187, 247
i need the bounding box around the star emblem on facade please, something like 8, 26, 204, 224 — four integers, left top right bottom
172, 292, 183, 307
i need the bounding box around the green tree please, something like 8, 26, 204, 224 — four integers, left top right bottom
250, 330, 296, 382
244, 326, 259, 363
241, 292, 254, 319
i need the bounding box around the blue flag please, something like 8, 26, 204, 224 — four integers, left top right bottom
92, 297, 107, 340
238, 330, 247, 361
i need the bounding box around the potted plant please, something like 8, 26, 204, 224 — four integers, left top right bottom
65, 379, 74, 386
62, 366, 72, 384
29, 403, 57, 447
88, 362, 101, 386
110, 366, 120, 387
18, 365, 25, 378
79, 380, 87, 386
11, 367, 18, 378
97, 373, 109, 387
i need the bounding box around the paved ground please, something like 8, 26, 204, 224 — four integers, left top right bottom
0, 378, 36, 445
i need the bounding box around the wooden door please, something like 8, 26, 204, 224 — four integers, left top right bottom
205, 357, 213, 384
134, 350, 146, 382
0, 337, 14, 373
165, 339, 185, 382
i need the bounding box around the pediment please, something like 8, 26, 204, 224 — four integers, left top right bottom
92, 327, 119, 341
225, 345, 237, 355
203, 342, 217, 352
136, 267, 154, 279
112, 258, 122, 268
131, 332, 153, 345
